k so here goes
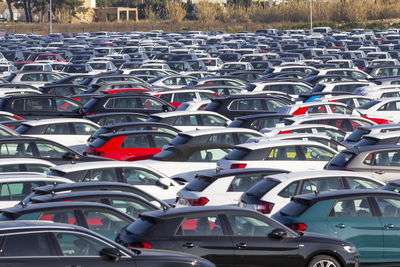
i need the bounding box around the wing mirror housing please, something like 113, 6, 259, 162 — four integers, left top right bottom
100, 247, 121, 261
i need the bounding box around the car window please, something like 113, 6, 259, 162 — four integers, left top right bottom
174, 115, 198, 126
81, 209, 131, 239
201, 114, 227, 126
208, 133, 234, 145
278, 182, 299, 198
73, 123, 97, 135
56, 98, 80, 112
36, 142, 69, 158
237, 133, 259, 143
301, 146, 334, 161
376, 197, 400, 217
226, 214, 274, 236
44, 123, 72, 134
265, 99, 286, 111
26, 98, 53, 111
0, 164, 19, 172
174, 92, 196, 102
300, 177, 344, 194
228, 174, 264, 192
188, 148, 232, 162
329, 198, 372, 217
0, 181, 46, 201
371, 150, 400, 166
54, 232, 110, 256
110, 199, 155, 218
83, 168, 119, 182
0, 142, 34, 157
152, 134, 173, 147
140, 98, 164, 110
1, 233, 51, 256
25, 164, 51, 173
266, 146, 299, 160
122, 168, 161, 185
105, 98, 138, 109
345, 177, 382, 189
177, 216, 223, 236
121, 135, 151, 148
236, 99, 265, 111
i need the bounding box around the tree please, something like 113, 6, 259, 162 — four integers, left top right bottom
52, 0, 87, 23
6, 0, 14, 22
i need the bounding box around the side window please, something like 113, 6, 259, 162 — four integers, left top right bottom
83, 168, 118, 182
265, 99, 285, 112
110, 199, 154, 218
12, 99, 25, 110
372, 150, 400, 166
54, 232, 110, 256
208, 133, 234, 145
121, 135, 150, 148
0, 143, 34, 157
237, 99, 264, 111
73, 123, 97, 135
0, 183, 10, 200
226, 214, 274, 236
26, 98, 53, 111
301, 146, 334, 161
278, 182, 299, 198
38, 210, 78, 225
36, 142, 68, 158
237, 133, 258, 144
44, 123, 72, 134
174, 92, 196, 102
1, 233, 51, 256
25, 164, 51, 173
122, 168, 161, 185
201, 115, 227, 126
177, 216, 222, 236
266, 146, 299, 160
115, 98, 138, 109
228, 174, 263, 192
174, 115, 198, 126
56, 98, 80, 112
140, 98, 163, 110
329, 198, 372, 217
152, 134, 173, 148
188, 148, 231, 162
301, 177, 344, 194
345, 177, 382, 189
376, 197, 400, 217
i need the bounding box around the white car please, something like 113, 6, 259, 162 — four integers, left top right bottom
20, 63, 53, 72
239, 170, 385, 215
48, 160, 184, 203
216, 140, 336, 171
15, 118, 100, 153
0, 158, 55, 173
175, 100, 211, 111
0, 173, 73, 208
246, 81, 312, 98
176, 168, 288, 207
87, 60, 117, 74
356, 97, 400, 123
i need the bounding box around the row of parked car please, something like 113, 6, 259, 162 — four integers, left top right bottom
3, 27, 400, 267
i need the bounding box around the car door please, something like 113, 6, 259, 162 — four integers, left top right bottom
325, 197, 384, 262
34, 123, 74, 148
298, 145, 336, 170
262, 145, 308, 171
368, 150, 400, 181
71, 122, 99, 153
51, 231, 134, 267
374, 196, 400, 261
33, 141, 75, 164
173, 214, 234, 266
224, 213, 300, 267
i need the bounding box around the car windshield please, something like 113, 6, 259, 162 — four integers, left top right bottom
346, 128, 370, 142
279, 200, 310, 217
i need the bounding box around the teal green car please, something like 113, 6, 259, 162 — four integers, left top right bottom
272, 189, 400, 264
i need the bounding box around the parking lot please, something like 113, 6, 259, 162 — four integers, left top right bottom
0, 27, 400, 266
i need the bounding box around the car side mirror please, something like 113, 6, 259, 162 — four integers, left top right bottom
268, 228, 287, 239
99, 247, 121, 261
63, 151, 77, 161
158, 177, 170, 189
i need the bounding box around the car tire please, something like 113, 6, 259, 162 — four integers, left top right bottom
308, 255, 341, 267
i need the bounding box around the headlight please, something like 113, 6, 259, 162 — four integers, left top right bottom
343, 245, 357, 254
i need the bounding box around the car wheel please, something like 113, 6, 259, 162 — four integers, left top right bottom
308, 255, 341, 267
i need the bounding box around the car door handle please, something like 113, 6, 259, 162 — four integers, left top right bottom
236, 242, 247, 249
335, 223, 346, 229
385, 224, 395, 229
375, 170, 385, 174
182, 242, 194, 248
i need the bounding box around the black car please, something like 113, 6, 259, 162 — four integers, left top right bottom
0, 94, 83, 119
204, 94, 292, 120
39, 83, 88, 96
85, 112, 149, 126
82, 94, 175, 116
116, 206, 360, 267
0, 201, 134, 240
22, 181, 170, 210
228, 114, 293, 130
0, 136, 108, 164
88, 121, 181, 143
0, 221, 214, 267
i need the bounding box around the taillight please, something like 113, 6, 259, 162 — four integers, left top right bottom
13, 115, 23, 120
256, 201, 274, 214
187, 197, 209, 206
285, 223, 307, 232
231, 163, 247, 169
85, 112, 95, 116
127, 242, 152, 249
153, 94, 160, 97
278, 130, 291, 134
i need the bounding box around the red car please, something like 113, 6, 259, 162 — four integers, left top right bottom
84, 130, 175, 161
101, 88, 150, 95
153, 89, 220, 108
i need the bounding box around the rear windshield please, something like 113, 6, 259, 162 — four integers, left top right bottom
245, 178, 281, 198
15, 125, 31, 134
169, 135, 190, 146
204, 101, 220, 111
151, 150, 174, 161
90, 137, 108, 148
83, 98, 99, 110
346, 128, 370, 142
279, 200, 310, 217
225, 148, 251, 160
126, 218, 155, 235
328, 152, 355, 168
357, 137, 378, 147
91, 128, 108, 139
184, 176, 213, 192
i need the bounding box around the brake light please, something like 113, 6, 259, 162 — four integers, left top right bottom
256, 201, 274, 214
13, 115, 23, 120
85, 112, 95, 116
187, 197, 209, 206
231, 163, 247, 169
285, 223, 307, 232
153, 94, 160, 97
127, 242, 152, 249
278, 130, 291, 134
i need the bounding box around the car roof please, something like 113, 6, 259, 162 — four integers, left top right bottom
176, 127, 261, 137
150, 110, 226, 118
234, 139, 332, 150
363, 130, 400, 140
99, 130, 175, 139
21, 118, 99, 127
193, 167, 289, 179
0, 158, 55, 165
0, 220, 80, 232
344, 144, 400, 153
